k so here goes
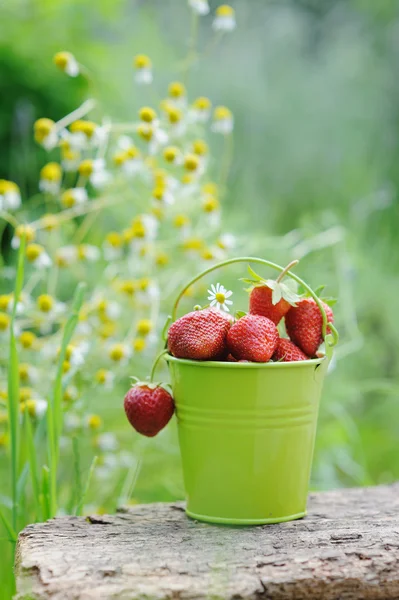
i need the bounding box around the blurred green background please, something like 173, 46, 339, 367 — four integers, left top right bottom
1, 0, 399, 594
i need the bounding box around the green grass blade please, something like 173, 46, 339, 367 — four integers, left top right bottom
0, 507, 17, 543
46, 398, 57, 518
41, 466, 51, 522
75, 456, 98, 517
24, 410, 42, 522
72, 437, 82, 516
7, 234, 26, 532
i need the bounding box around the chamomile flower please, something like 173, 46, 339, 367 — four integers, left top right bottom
61, 187, 88, 208
211, 106, 234, 134
116, 138, 143, 176
39, 162, 62, 195
56, 246, 79, 267
108, 342, 131, 364
11, 225, 35, 249
0, 180, 22, 211
77, 245, 101, 262
213, 4, 236, 31
95, 369, 115, 389
26, 243, 52, 269
167, 81, 187, 109
78, 158, 110, 189
189, 0, 210, 15
61, 147, 81, 172
19, 363, 39, 385
34, 118, 58, 150
22, 398, 48, 419
103, 232, 124, 261
207, 282, 233, 312
217, 232, 237, 250
189, 97, 212, 123
53, 51, 80, 77
133, 54, 153, 85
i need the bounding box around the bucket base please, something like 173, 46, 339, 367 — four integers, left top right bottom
186, 509, 307, 526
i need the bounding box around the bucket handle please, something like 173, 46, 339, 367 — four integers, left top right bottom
169, 256, 339, 351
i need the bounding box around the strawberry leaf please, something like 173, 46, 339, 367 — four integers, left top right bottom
235, 310, 247, 319
322, 297, 337, 307
271, 285, 282, 305
314, 285, 326, 296
247, 266, 264, 282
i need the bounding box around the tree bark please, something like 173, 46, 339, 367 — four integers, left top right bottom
15, 483, 399, 599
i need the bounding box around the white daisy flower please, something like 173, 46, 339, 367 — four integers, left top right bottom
61, 187, 88, 208
207, 282, 233, 312
211, 106, 234, 135
26, 244, 52, 269
134, 54, 153, 85
0, 180, 22, 211
89, 159, 111, 189
213, 5, 236, 31
96, 432, 118, 452
189, 0, 210, 15
54, 51, 80, 77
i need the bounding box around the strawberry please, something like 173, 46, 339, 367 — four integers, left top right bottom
273, 338, 309, 362
244, 263, 300, 325
249, 286, 292, 325
227, 314, 278, 362
285, 298, 334, 357
124, 383, 174, 437
168, 308, 231, 361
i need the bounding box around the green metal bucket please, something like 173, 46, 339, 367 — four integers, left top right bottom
165, 257, 338, 525
167, 355, 328, 525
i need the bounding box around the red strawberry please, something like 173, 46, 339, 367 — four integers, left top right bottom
273, 338, 309, 362
124, 383, 174, 437
249, 286, 291, 325
285, 298, 334, 357
227, 314, 278, 362
246, 263, 300, 325
168, 308, 231, 360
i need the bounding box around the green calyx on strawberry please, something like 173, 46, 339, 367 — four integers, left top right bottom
124, 380, 175, 437
243, 262, 300, 325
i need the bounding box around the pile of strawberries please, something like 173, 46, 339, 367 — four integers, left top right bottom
124, 265, 334, 437
168, 273, 334, 364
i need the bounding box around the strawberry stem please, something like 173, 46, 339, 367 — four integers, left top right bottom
150, 349, 169, 383
276, 259, 299, 283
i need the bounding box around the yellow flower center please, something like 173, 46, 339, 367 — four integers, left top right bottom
167, 107, 182, 124
152, 186, 165, 201
20, 331, 36, 349
19, 387, 33, 402
156, 252, 169, 266
168, 81, 186, 98
125, 146, 140, 159
0, 313, 10, 331
37, 294, 54, 313
139, 107, 157, 123
95, 369, 108, 384
78, 159, 94, 177
40, 162, 62, 182
203, 196, 220, 212
109, 344, 125, 361
202, 248, 215, 260
88, 414, 102, 430
19, 364, 30, 382
26, 243, 44, 262
61, 190, 76, 208
215, 292, 226, 304
70, 120, 96, 138
193, 139, 208, 156
119, 280, 136, 296
214, 106, 232, 121
202, 182, 219, 196
106, 232, 123, 248
183, 237, 203, 251
15, 225, 35, 242
0, 294, 12, 311
34, 118, 55, 142
53, 51, 72, 69
134, 54, 151, 69
184, 153, 200, 171
133, 338, 146, 352
137, 124, 153, 141
136, 319, 152, 336
113, 151, 127, 166
163, 146, 179, 163
174, 214, 190, 228
216, 4, 234, 17
193, 96, 211, 111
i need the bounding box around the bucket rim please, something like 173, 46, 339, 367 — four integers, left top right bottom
165, 353, 326, 369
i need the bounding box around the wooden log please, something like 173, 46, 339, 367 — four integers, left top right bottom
15, 483, 399, 599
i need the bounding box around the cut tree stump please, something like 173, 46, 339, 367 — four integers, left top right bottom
15, 483, 399, 600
